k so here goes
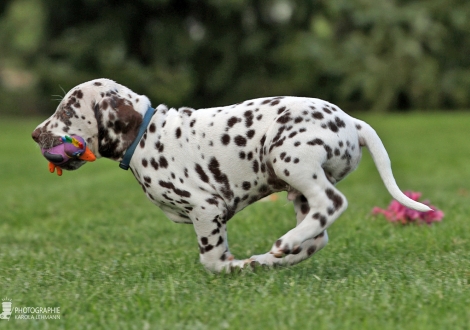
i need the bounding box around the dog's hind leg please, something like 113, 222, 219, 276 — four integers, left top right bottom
249, 193, 329, 267
268, 166, 348, 258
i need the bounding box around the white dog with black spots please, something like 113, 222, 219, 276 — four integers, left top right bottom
32, 79, 431, 272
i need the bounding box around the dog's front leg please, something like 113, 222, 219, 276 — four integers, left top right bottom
189, 207, 251, 273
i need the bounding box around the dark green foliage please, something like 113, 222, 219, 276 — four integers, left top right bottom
1, 0, 470, 115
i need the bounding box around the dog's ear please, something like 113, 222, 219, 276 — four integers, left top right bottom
94, 94, 143, 160
107, 94, 143, 134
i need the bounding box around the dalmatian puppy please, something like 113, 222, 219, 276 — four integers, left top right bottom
32, 79, 431, 272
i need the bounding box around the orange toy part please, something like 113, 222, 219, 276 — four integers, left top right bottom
78, 147, 96, 161
48, 162, 63, 176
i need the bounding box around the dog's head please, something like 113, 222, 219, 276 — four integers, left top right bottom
32, 78, 151, 171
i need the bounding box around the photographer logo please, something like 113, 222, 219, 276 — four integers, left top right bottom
0, 298, 12, 320
0, 298, 60, 320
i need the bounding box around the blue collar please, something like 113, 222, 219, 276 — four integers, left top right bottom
119, 106, 155, 170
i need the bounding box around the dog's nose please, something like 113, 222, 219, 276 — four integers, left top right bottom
32, 128, 41, 142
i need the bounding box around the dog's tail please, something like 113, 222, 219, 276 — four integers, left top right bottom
355, 120, 432, 212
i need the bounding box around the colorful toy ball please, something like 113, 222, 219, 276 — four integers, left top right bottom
41, 135, 96, 176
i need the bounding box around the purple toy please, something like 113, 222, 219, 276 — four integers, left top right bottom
41, 135, 96, 176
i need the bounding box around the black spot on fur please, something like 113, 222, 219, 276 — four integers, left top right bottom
312, 112, 324, 120
206, 197, 218, 205
244, 111, 254, 127
313, 212, 327, 226
158, 180, 191, 198
277, 113, 291, 124
154, 141, 164, 153
341, 150, 352, 164
277, 106, 286, 114
234, 135, 247, 147
335, 116, 346, 128
307, 139, 324, 146
221, 134, 230, 145
324, 145, 333, 159
291, 246, 302, 255
327, 121, 338, 132
208, 157, 233, 199
325, 188, 343, 210
252, 160, 259, 173
227, 116, 239, 128
159, 156, 168, 168
195, 164, 209, 183
242, 181, 251, 190
307, 245, 317, 256
150, 157, 159, 170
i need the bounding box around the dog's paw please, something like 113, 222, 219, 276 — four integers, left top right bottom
211, 258, 258, 273
249, 253, 282, 267
269, 239, 302, 258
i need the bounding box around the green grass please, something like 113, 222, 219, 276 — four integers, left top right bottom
1, 113, 469, 329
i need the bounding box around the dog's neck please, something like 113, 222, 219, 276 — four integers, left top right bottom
119, 105, 156, 170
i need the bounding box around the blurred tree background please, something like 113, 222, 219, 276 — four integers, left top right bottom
0, 0, 469, 115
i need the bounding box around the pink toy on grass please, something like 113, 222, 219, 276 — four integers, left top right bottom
372, 191, 444, 225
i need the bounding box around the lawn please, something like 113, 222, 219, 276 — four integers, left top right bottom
0, 113, 469, 329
